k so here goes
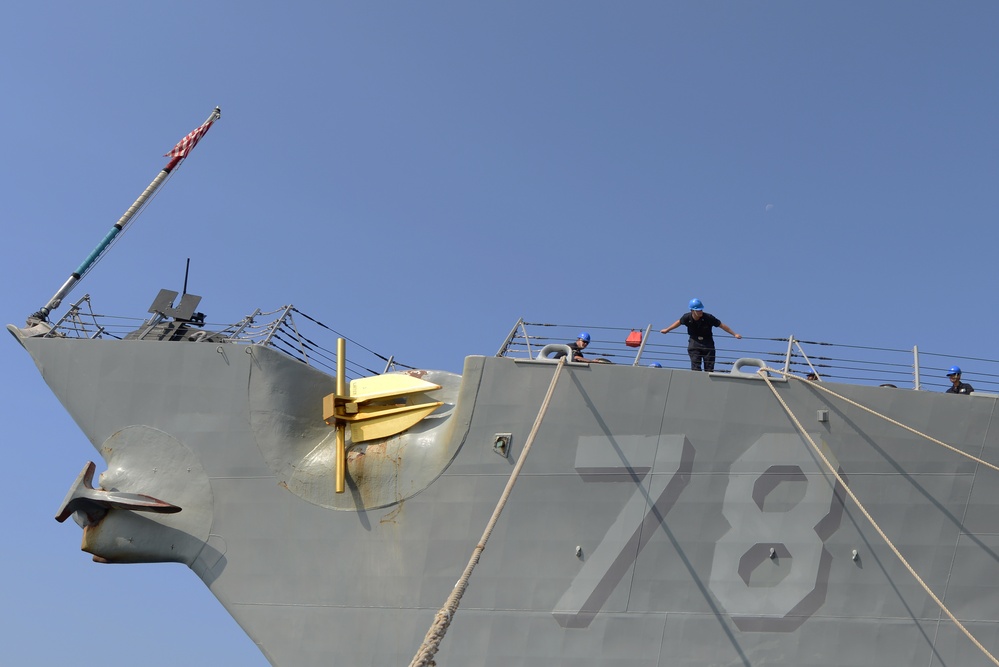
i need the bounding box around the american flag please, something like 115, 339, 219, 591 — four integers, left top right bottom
165, 113, 218, 158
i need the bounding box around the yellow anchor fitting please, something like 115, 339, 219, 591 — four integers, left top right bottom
324, 341, 442, 493
335, 338, 346, 494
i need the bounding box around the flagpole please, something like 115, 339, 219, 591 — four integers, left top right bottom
29, 107, 221, 324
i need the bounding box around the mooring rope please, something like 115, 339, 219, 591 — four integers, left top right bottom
408, 358, 567, 667
789, 371, 999, 473
758, 366, 999, 666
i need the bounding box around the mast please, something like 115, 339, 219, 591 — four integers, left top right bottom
28, 107, 221, 324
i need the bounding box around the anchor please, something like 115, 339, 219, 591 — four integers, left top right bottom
55, 461, 181, 526
322, 338, 442, 493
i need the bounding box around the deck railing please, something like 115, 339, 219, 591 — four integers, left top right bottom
42, 294, 409, 383
40, 301, 999, 394
496, 319, 999, 394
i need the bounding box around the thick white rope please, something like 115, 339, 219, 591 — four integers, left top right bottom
408, 358, 566, 667
758, 367, 999, 665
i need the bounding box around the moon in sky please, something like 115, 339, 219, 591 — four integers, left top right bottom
764, 203, 774, 212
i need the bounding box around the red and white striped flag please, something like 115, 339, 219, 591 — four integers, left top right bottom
164, 116, 217, 158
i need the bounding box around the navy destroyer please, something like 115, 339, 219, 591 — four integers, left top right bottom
11, 111, 999, 666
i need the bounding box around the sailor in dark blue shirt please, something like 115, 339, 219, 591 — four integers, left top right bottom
551, 332, 607, 363
945, 366, 974, 395
660, 298, 741, 372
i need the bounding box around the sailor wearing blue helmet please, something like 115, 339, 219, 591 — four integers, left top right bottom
945, 366, 973, 395
660, 298, 741, 372
552, 331, 605, 363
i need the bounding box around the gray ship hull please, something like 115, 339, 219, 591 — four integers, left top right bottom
12, 329, 999, 666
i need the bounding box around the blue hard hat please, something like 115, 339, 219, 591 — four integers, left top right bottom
947, 365, 962, 376
649, 362, 663, 368
578, 332, 591, 343
689, 298, 703, 311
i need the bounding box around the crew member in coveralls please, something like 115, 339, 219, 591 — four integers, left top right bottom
660, 298, 741, 372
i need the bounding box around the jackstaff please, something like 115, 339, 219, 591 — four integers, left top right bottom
28, 107, 221, 324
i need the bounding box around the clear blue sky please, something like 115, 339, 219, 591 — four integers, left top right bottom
3, 3, 999, 665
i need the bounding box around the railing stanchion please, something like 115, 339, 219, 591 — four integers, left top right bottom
496, 318, 524, 357
783, 335, 795, 375
632, 324, 653, 366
